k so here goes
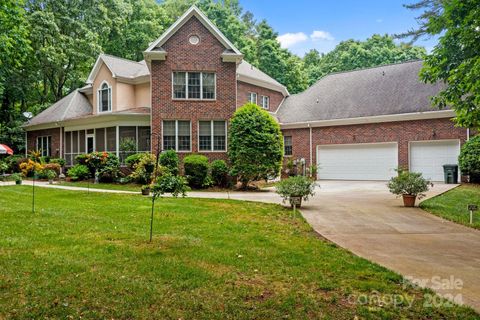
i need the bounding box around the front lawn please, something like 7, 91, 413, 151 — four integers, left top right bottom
0, 187, 476, 319
420, 184, 480, 229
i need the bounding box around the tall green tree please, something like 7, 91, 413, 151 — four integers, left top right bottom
303, 35, 425, 85
399, 0, 480, 129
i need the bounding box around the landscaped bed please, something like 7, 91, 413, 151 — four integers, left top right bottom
420, 184, 480, 229
0, 186, 477, 319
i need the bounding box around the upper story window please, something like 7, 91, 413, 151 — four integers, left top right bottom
98, 82, 112, 112
172, 72, 216, 100
284, 136, 292, 156
248, 92, 257, 104
260, 95, 270, 110
37, 136, 52, 157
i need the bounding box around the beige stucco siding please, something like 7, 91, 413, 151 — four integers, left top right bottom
92, 64, 116, 115
135, 82, 150, 108
116, 82, 135, 111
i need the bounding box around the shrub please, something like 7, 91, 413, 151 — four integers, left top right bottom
183, 154, 210, 188
228, 103, 283, 188
67, 164, 90, 181
211, 160, 229, 187
19, 159, 44, 177
159, 150, 179, 175
0, 161, 8, 175
387, 170, 432, 199
81, 152, 120, 182
75, 154, 89, 166
459, 135, 480, 183
2, 155, 23, 173
120, 138, 136, 153
125, 153, 144, 169
45, 169, 57, 181
276, 176, 316, 202
43, 163, 61, 175
152, 173, 189, 198
11, 173, 22, 182
130, 153, 163, 184
50, 158, 66, 167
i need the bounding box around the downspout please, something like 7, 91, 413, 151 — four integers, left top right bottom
309, 123, 313, 167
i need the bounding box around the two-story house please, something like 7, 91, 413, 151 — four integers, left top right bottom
25, 5, 469, 181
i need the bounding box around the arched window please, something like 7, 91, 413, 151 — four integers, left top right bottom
98, 82, 111, 112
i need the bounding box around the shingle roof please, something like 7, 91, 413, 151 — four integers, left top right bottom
100, 54, 149, 78
237, 60, 288, 94
276, 60, 445, 124
25, 90, 92, 127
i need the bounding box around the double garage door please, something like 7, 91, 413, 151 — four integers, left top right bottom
317, 140, 460, 181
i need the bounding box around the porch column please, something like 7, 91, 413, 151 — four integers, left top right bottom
116, 126, 120, 158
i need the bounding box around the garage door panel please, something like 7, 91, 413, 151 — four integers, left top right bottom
317, 143, 398, 181
410, 140, 460, 181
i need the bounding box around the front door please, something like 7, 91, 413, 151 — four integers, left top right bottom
87, 135, 94, 153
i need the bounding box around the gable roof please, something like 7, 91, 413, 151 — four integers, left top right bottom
237, 60, 289, 96
25, 90, 92, 127
144, 5, 242, 57
277, 60, 447, 125
86, 54, 149, 84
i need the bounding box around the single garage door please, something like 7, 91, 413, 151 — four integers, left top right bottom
410, 140, 460, 181
317, 142, 398, 180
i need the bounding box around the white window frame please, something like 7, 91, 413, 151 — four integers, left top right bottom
197, 120, 227, 152
248, 92, 257, 104
36, 136, 52, 157
284, 136, 293, 157
97, 81, 112, 113
260, 95, 270, 110
162, 120, 192, 152
171, 72, 216, 100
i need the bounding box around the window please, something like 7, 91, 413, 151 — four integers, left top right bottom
36, 136, 51, 157
198, 120, 226, 151
260, 95, 270, 110
98, 82, 111, 112
163, 120, 191, 151
248, 92, 257, 104
172, 72, 215, 100
284, 136, 292, 156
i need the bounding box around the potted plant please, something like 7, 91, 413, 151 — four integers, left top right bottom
387, 170, 432, 207
11, 173, 22, 185
141, 184, 151, 196
45, 169, 57, 184
276, 175, 316, 208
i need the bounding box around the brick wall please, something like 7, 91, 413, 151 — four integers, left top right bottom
281, 118, 468, 167
26, 127, 62, 158
236, 81, 284, 112
151, 16, 236, 159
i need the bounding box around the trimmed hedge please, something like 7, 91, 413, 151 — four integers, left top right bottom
159, 150, 179, 175
211, 160, 229, 187
183, 154, 210, 188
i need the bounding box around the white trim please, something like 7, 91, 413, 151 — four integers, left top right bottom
248, 92, 257, 104
97, 80, 112, 113
145, 5, 242, 57
197, 120, 227, 152
260, 95, 269, 110
86, 55, 116, 84
162, 120, 192, 153
280, 110, 456, 129
172, 71, 216, 100
237, 75, 289, 97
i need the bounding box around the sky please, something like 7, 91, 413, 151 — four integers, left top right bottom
240, 0, 437, 56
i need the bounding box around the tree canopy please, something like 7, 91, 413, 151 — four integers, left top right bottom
399, 0, 480, 129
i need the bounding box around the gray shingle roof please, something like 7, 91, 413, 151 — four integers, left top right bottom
276, 60, 445, 124
25, 90, 92, 127
237, 60, 286, 90
101, 54, 150, 78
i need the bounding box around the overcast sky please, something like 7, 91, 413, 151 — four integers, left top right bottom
240, 0, 438, 56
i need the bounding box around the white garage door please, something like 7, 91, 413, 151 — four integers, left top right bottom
317, 143, 398, 180
410, 140, 460, 181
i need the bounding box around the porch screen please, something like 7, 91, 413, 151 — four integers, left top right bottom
96, 128, 105, 151
138, 126, 150, 151
106, 127, 116, 152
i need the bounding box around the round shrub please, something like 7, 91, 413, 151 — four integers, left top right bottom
159, 150, 179, 175
183, 154, 210, 188
211, 160, 229, 187
67, 164, 90, 181
129, 153, 163, 184
125, 153, 144, 169
459, 135, 480, 183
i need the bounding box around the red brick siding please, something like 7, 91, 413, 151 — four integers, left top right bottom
151, 16, 236, 159
26, 127, 62, 158
236, 81, 284, 112
281, 118, 468, 168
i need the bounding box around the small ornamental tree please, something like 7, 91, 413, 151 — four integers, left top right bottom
459, 135, 480, 183
228, 103, 284, 188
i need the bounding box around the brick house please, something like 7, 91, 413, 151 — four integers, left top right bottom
24, 5, 470, 181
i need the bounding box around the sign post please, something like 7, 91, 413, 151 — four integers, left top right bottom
468, 204, 478, 225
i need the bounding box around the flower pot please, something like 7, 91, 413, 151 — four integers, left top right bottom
402, 194, 417, 207
15, 180, 22, 185
48, 179, 54, 185
141, 188, 150, 196
289, 196, 302, 208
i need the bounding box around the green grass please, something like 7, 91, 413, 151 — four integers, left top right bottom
420, 184, 480, 229
0, 187, 477, 319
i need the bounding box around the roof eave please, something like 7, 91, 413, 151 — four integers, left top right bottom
237, 74, 289, 96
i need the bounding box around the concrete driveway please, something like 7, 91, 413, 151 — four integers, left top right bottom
301, 181, 480, 312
